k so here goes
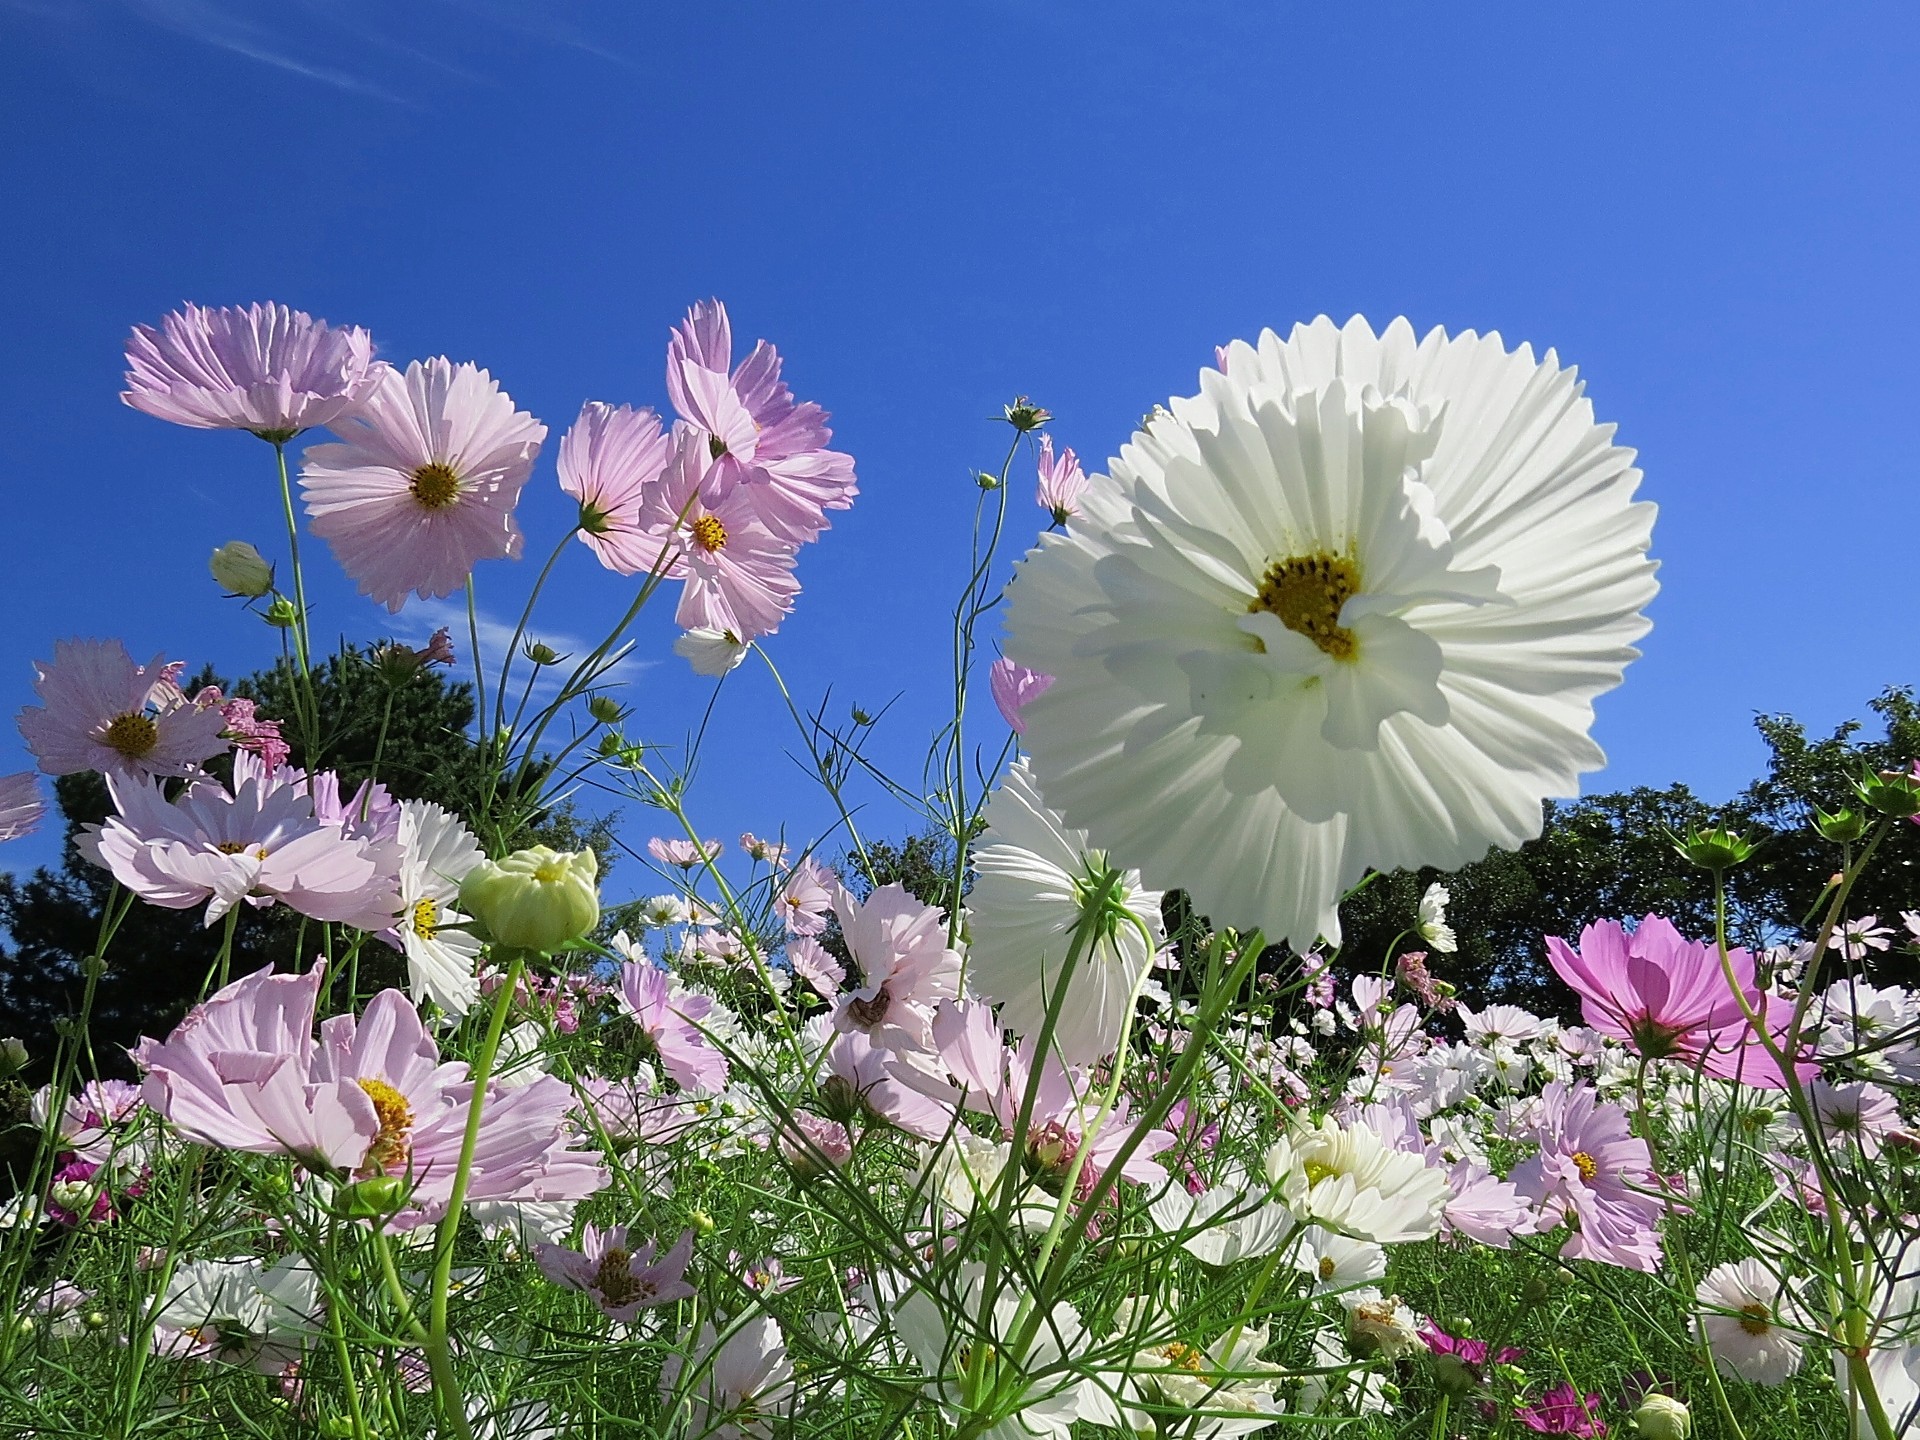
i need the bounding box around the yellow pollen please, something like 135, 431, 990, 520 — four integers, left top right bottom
1160, 1342, 1207, 1373
409, 462, 461, 509
1319, 1255, 1337, 1280
1249, 552, 1360, 660
356, 1078, 414, 1176
1301, 1159, 1336, 1186
100, 712, 159, 760
411, 898, 439, 940
1738, 1303, 1772, 1336
690, 515, 727, 552
1572, 1150, 1599, 1181
214, 841, 266, 859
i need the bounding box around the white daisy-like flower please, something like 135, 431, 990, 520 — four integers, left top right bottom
1148, 1175, 1296, 1266
1416, 882, 1456, 954
1340, 1287, 1424, 1360
1263, 1114, 1450, 1244
389, 799, 486, 1018
964, 760, 1164, 1065
1696, 1260, 1803, 1385
1291, 1224, 1388, 1295
1004, 316, 1657, 950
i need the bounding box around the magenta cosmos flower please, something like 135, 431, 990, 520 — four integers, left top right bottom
1516, 1382, 1608, 1436
0, 772, 44, 842
988, 657, 1053, 735
618, 960, 729, 1094
1511, 1080, 1664, 1273
556, 400, 676, 575
642, 429, 801, 641
665, 299, 857, 545
300, 358, 547, 612
17, 639, 228, 780
122, 302, 377, 441
81, 757, 401, 929
830, 883, 963, 1054
1034, 435, 1087, 526
534, 1224, 694, 1322
1547, 916, 1808, 1088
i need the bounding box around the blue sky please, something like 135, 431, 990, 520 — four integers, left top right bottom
1, 1, 1916, 895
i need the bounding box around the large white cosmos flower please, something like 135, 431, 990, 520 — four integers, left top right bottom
964, 760, 1164, 1065
1004, 317, 1657, 950
386, 799, 486, 1018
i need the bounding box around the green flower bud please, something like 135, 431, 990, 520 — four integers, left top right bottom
1431, 1352, 1479, 1397
1672, 824, 1757, 873
83, 1310, 109, 1332
336, 1175, 409, 1217
1856, 768, 1920, 819
1633, 1393, 1691, 1440
0, 1038, 25, 1074
209, 541, 276, 598
1814, 805, 1868, 843
264, 596, 300, 630
1002, 395, 1051, 432
524, 641, 562, 666
976, 470, 1002, 490
80, 953, 108, 980
690, 1208, 715, 1236
460, 846, 600, 953
587, 695, 626, 725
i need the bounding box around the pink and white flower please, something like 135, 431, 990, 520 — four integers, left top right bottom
618, 958, 729, 1094
1511, 1080, 1665, 1272
643, 430, 801, 641
556, 400, 676, 576
533, 1224, 694, 1322
17, 639, 228, 780
988, 657, 1053, 735
1034, 434, 1087, 526
830, 884, 963, 1054
661, 1314, 796, 1440
778, 856, 834, 936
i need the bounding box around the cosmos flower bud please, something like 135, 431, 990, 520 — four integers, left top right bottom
524, 641, 562, 666
336, 1175, 409, 1218
1002, 395, 1051, 432
460, 846, 600, 953
0, 1037, 25, 1073
1633, 1394, 1691, 1440
587, 695, 626, 725
1856, 767, 1920, 819
209, 541, 276, 597
1672, 824, 1757, 873
264, 596, 300, 629
1813, 805, 1867, 843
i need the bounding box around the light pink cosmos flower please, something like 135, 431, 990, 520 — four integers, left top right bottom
556, 400, 676, 575
642, 428, 801, 641
830, 883, 963, 1054
533, 1224, 694, 1322
1547, 916, 1810, 1088
135, 965, 380, 1171
310, 989, 607, 1228
648, 835, 723, 869
81, 763, 400, 929
665, 299, 856, 545
618, 960, 729, 1094
988, 657, 1053, 735
1802, 1079, 1902, 1159
122, 302, 377, 439
0, 771, 44, 842
739, 832, 788, 865
824, 1028, 956, 1141
1511, 1080, 1665, 1272
34, 1078, 145, 1168
300, 358, 547, 612
1836, 915, 1894, 961
786, 937, 844, 998
778, 857, 834, 936
778, 1111, 854, 1174
1034, 435, 1087, 526
17, 639, 229, 780
661, 1314, 796, 1440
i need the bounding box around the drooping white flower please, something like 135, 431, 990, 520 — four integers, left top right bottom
964, 759, 1164, 1065
1416, 882, 1456, 953
152, 1256, 322, 1374
1148, 1177, 1295, 1266
1263, 1114, 1450, 1244
660, 1314, 795, 1440
386, 799, 486, 1017
1003, 317, 1657, 950
1696, 1260, 1803, 1385
1109, 1300, 1286, 1440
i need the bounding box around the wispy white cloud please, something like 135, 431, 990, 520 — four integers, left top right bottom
124, 0, 414, 103
386, 596, 653, 716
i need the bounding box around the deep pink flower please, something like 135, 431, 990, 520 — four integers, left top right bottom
1547, 916, 1809, 1088
217, 697, 291, 774
641, 429, 801, 641
618, 961, 729, 1094
300, 358, 547, 612
1420, 1322, 1524, 1380
778, 1111, 854, 1173
1516, 1382, 1608, 1435
665, 299, 856, 544
81, 761, 400, 929
122, 302, 376, 440
830, 884, 963, 1053
557, 401, 677, 576
533, 1224, 694, 1322
778, 857, 834, 936
17, 639, 228, 780
988, 658, 1053, 735
1511, 1080, 1664, 1273
648, 836, 723, 869
0, 771, 44, 842
1035, 435, 1087, 526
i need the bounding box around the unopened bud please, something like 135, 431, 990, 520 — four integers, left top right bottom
1814, 806, 1868, 844
1520, 1274, 1557, 1306
80, 954, 108, 980
1672, 824, 1757, 873
1633, 1393, 1691, 1440
84, 1310, 109, 1332
524, 642, 562, 666
460, 846, 600, 953
1431, 1352, 1479, 1397
1002, 396, 1051, 432
336, 1175, 409, 1218
689, 1208, 715, 1236
587, 695, 625, 725
975, 470, 1001, 490
264, 596, 300, 630
210, 541, 276, 598
0, 1038, 25, 1074
1856, 768, 1920, 819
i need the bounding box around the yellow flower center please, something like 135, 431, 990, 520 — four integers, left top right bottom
1319, 1255, 1337, 1281
1738, 1303, 1772, 1336
100, 712, 159, 759
532, 857, 570, 884
214, 840, 268, 859
1572, 1150, 1599, 1181
411, 898, 440, 940
1159, 1342, 1207, 1373
356, 1078, 414, 1176
1249, 552, 1360, 660
690, 515, 728, 552
1301, 1158, 1337, 1186
409, 462, 461, 509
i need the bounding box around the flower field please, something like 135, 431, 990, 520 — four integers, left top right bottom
2, 299, 1917, 1440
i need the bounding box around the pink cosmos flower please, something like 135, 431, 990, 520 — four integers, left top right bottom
533, 1225, 694, 1322
988, 657, 1054, 735
618, 960, 729, 1094
778, 857, 835, 936
216, 696, 290, 774
1802, 1079, 1902, 1159
740, 832, 788, 865
642, 428, 801, 641
557, 401, 677, 575
135, 965, 380, 1171
1420, 1323, 1524, 1383
660, 1314, 796, 1440
787, 937, 845, 998
824, 1028, 956, 1141
17, 639, 228, 780
665, 299, 857, 544
1515, 1382, 1608, 1436
648, 836, 723, 869
1511, 1080, 1664, 1273
122, 302, 376, 440
0, 771, 44, 842
1547, 916, 1810, 1088
300, 358, 547, 612
81, 762, 400, 929
778, 1111, 854, 1173
1035, 435, 1087, 526
34, 1078, 145, 1168
830, 883, 963, 1054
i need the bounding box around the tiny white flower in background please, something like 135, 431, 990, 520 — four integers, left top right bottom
1837, 915, 1894, 961
1696, 1260, 1803, 1385
1149, 1176, 1295, 1266
637, 895, 693, 929
1416, 882, 1456, 954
